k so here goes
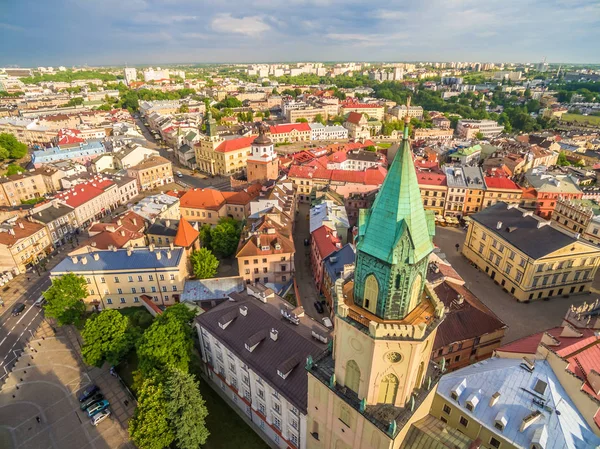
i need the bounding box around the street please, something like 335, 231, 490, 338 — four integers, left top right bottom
293, 203, 326, 322
0, 275, 50, 383
434, 226, 598, 342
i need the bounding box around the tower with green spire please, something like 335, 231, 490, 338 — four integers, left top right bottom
354, 98, 435, 320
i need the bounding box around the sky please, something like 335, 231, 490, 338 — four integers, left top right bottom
1, 0, 600, 66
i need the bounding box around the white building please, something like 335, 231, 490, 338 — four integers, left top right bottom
195, 286, 330, 449
308, 123, 348, 141
124, 68, 137, 86
143, 67, 171, 82
456, 119, 504, 139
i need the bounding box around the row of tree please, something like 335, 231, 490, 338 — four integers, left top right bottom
42, 273, 210, 449
0, 133, 28, 161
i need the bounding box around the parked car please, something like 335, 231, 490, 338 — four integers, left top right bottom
80, 393, 104, 411
322, 317, 333, 328
87, 400, 110, 417
34, 296, 46, 308
314, 301, 324, 314
91, 409, 111, 426
176, 171, 183, 178
11, 303, 25, 316
78, 385, 100, 402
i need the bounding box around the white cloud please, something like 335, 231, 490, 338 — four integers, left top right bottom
326, 32, 408, 47
211, 13, 271, 36
131, 13, 198, 25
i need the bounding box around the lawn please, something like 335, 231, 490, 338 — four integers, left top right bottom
376, 142, 392, 149
561, 113, 600, 126
116, 336, 268, 449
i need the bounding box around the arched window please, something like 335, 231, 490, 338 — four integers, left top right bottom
363, 274, 379, 314
416, 361, 425, 388
345, 360, 361, 394
395, 273, 401, 289
377, 373, 399, 404
406, 273, 422, 314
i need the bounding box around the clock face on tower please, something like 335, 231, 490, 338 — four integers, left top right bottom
386, 352, 403, 363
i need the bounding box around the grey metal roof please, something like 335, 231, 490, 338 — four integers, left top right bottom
30, 203, 74, 224
51, 247, 184, 273
196, 291, 330, 412
323, 244, 355, 281
181, 277, 245, 302
461, 166, 486, 190
438, 358, 600, 449
146, 219, 179, 237
470, 203, 594, 259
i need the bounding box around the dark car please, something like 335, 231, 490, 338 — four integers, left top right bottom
314, 301, 324, 314
78, 385, 100, 403
11, 303, 25, 316
80, 393, 104, 411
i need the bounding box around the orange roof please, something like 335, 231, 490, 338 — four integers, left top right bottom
345, 111, 364, 125
174, 216, 199, 247
180, 188, 226, 210
521, 187, 538, 199
0, 220, 45, 246
214, 135, 257, 153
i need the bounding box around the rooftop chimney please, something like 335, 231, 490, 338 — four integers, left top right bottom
93, 253, 99, 261
239, 305, 248, 316
18, 222, 24, 229
156, 251, 162, 260
81, 256, 87, 265
71, 256, 78, 264
489, 392, 501, 407
149, 243, 155, 252
120, 230, 126, 237
520, 410, 541, 432
166, 219, 171, 228
132, 217, 137, 226
127, 247, 133, 256
270, 328, 279, 341
166, 250, 172, 259
496, 221, 502, 230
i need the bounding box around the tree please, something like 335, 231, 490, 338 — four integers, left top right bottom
296, 118, 308, 123
179, 104, 189, 113
129, 379, 174, 449
210, 217, 242, 258
314, 114, 326, 125
165, 368, 210, 449
475, 132, 485, 140
0, 133, 28, 159
199, 224, 212, 249
557, 152, 571, 166
43, 273, 87, 326
65, 97, 84, 107
6, 164, 25, 175
136, 312, 192, 378
271, 88, 279, 95
0, 146, 9, 161
190, 248, 219, 279
81, 309, 134, 367
159, 303, 197, 327
264, 110, 271, 118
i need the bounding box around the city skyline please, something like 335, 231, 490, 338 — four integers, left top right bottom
1, 0, 599, 66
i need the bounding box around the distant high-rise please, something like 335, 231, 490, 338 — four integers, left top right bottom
124, 67, 137, 86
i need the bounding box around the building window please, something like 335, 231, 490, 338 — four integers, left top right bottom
170, 274, 175, 280
273, 416, 282, 430
114, 276, 120, 283
443, 404, 451, 415
162, 286, 167, 292
515, 271, 523, 283
339, 405, 351, 428
138, 275, 143, 281
120, 298, 126, 304
106, 298, 112, 304
459, 416, 468, 427
117, 288, 123, 294
490, 437, 501, 448
100, 277, 106, 283
128, 276, 133, 282
172, 286, 177, 291
149, 275, 154, 281
134, 297, 139, 303
160, 274, 165, 281
131, 288, 136, 294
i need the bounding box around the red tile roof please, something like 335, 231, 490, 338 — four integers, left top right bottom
416, 170, 447, 187
180, 188, 226, 210
311, 225, 341, 259
0, 220, 45, 246
214, 135, 256, 153
341, 101, 383, 109
484, 175, 520, 190
269, 123, 311, 134
288, 165, 386, 186
55, 178, 115, 208
345, 112, 364, 125
174, 216, 199, 247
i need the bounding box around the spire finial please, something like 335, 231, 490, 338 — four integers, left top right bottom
404, 96, 412, 125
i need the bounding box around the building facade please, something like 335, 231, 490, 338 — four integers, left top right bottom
551, 198, 600, 245
126, 155, 173, 191
463, 202, 600, 302
50, 246, 188, 309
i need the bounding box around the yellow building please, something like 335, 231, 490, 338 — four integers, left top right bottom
50, 246, 188, 310
0, 169, 52, 207
305, 114, 446, 449
126, 155, 173, 191
0, 218, 52, 274
194, 135, 256, 176
463, 202, 600, 302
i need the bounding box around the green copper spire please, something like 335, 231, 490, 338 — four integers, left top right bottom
353, 97, 435, 320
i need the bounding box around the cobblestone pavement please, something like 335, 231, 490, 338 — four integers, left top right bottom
434, 226, 598, 342
0, 321, 135, 449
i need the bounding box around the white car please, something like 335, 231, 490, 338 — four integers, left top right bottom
322, 317, 333, 328
176, 171, 183, 178
91, 409, 111, 426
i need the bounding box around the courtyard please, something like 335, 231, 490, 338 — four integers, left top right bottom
434, 226, 598, 342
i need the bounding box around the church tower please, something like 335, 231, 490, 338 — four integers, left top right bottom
195, 107, 224, 175
247, 122, 279, 183
305, 99, 445, 449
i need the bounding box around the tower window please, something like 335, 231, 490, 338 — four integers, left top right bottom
395, 273, 401, 289
363, 274, 379, 314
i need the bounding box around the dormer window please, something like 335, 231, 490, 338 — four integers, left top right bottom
261, 245, 270, 251
465, 390, 481, 412
495, 410, 508, 432
450, 379, 466, 402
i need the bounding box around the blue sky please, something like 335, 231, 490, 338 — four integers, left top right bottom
1, 0, 599, 66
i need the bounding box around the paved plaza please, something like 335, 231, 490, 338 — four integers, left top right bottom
434, 226, 599, 342
0, 320, 135, 449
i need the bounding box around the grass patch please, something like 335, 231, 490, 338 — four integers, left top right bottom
21, 197, 45, 205
377, 142, 392, 149
284, 293, 297, 306
561, 113, 600, 126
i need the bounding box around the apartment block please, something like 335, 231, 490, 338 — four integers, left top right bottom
126, 155, 173, 191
